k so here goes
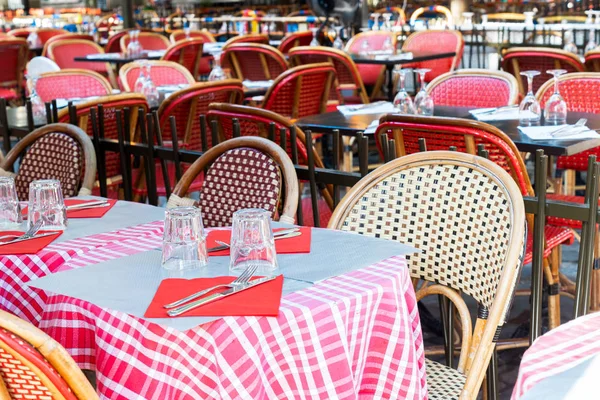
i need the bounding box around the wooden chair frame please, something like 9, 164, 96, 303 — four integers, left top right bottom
161, 38, 205, 79
169, 29, 216, 44
222, 43, 288, 81
172, 136, 299, 222
0, 38, 28, 99
535, 71, 600, 101
223, 33, 269, 49
119, 60, 195, 92
7, 28, 33, 39
278, 31, 314, 54
119, 32, 170, 53
409, 5, 454, 27
328, 150, 526, 400
585, 49, 600, 72
36, 69, 112, 102
0, 123, 97, 196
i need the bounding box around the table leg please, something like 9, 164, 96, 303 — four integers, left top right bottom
342, 136, 355, 172
387, 65, 394, 102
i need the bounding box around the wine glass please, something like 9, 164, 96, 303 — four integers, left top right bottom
413, 68, 434, 116
134, 60, 147, 93
585, 28, 597, 54
393, 67, 415, 114
333, 26, 344, 50
519, 70, 542, 125
142, 63, 159, 108
563, 30, 578, 55
208, 50, 229, 81
382, 13, 393, 30
544, 69, 568, 125
27, 75, 46, 124
310, 27, 319, 46
382, 36, 394, 54
371, 13, 381, 31
359, 39, 370, 57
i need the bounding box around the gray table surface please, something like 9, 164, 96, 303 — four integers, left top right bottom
30, 228, 417, 331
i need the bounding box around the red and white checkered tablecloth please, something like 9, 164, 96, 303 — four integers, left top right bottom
32, 229, 426, 399
512, 312, 600, 399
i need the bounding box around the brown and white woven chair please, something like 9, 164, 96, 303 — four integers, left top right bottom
167, 136, 298, 227
328, 151, 526, 400
0, 309, 98, 399
0, 123, 96, 201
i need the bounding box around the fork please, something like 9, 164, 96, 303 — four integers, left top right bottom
163, 264, 258, 309
0, 219, 43, 242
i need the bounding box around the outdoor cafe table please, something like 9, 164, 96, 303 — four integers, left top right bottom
74, 51, 166, 66
5, 202, 428, 399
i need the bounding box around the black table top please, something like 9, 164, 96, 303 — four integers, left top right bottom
351, 51, 457, 66
6, 107, 37, 134
74, 52, 165, 65
296, 105, 600, 156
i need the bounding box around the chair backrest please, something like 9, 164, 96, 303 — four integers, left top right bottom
289, 45, 369, 104
585, 49, 600, 72
104, 29, 130, 53
119, 60, 195, 91
36, 28, 67, 45
278, 31, 314, 54
502, 47, 585, 95
344, 30, 397, 54
170, 136, 299, 227
1, 123, 96, 201
157, 80, 244, 150
401, 30, 464, 82
535, 72, 600, 112
7, 28, 32, 39
261, 62, 336, 120
169, 29, 215, 44
328, 150, 525, 398
409, 5, 454, 27
46, 39, 111, 75
374, 6, 407, 25
221, 43, 288, 81
0, 39, 28, 97
120, 32, 170, 53
0, 309, 99, 400
36, 69, 112, 103
426, 69, 519, 108
41, 33, 94, 56
223, 33, 269, 48
26, 56, 60, 79
161, 38, 204, 78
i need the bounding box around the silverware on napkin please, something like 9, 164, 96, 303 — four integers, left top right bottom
0, 219, 43, 242
207, 228, 300, 253
66, 200, 110, 211
551, 118, 588, 138
474, 105, 518, 115
0, 232, 57, 247
167, 275, 279, 317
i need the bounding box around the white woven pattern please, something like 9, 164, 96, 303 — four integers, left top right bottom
166, 194, 197, 209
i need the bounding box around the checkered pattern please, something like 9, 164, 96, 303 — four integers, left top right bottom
425, 359, 465, 400
512, 312, 600, 399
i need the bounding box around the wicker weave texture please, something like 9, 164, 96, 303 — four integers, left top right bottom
223, 46, 286, 81
425, 358, 465, 400
122, 65, 193, 92
48, 41, 109, 73
402, 31, 463, 82
36, 73, 111, 103
429, 75, 513, 108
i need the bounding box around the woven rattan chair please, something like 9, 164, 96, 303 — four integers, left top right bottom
221, 43, 288, 82
345, 31, 397, 101
0, 38, 28, 102
502, 47, 585, 95
0, 123, 96, 201
289, 46, 369, 105
41, 33, 94, 56
168, 136, 299, 227
401, 30, 464, 83
409, 5, 454, 27
161, 38, 204, 79
104, 29, 152, 54
261, 62, 336, 120
119, 32, 170, 53
374, 115, 574, 331
426, 69, 519, 108
169, 29, 215, 44
585, 49, 600, 72
7, 28, 33, 39
119, 60, 195, 92
278, 31, 314, 55
0, 309, 99, 399
223, 33, 269, 48
328, 150, 525, 399
35, 28, 67, 45
36, 69, 112, 103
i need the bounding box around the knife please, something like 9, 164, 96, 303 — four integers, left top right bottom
167, 275, 280, 317
0, 232, 58, 247
66, 200, 110, 210
207, 228, 300, 253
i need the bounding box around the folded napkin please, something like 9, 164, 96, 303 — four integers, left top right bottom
144, 275, 284, 318
0, 230, 62, 255
203, 43, 224, 52
470, 107, 530, 122
374, 52, 413, 61
337, 101, 396, 116
146, 50, 166, 57
364, 119, 380, 134
88, 53, 121, 59
207, 227, 312, 256
243, 80, 274, 89
519, 124, 600, 140
22, 199, 117, 219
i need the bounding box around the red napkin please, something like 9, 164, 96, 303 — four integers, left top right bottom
22, 199, 117, 219
206, 227, 312, 256
0, 230, 62, 255
144, 275, 284, 318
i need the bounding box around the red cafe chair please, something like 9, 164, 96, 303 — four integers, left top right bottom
35, 28, 66, 45
344, 31, 397, 101
261, 62, 336, 120
374, 6, 407, 26
161, 38, 204, 79
426, 69, 519, 108
119, 32, 170, 53
41, 33, 94, 56
221, 43, 288, 81
119, 60, 195, 92
278, 31, 314, 55
0, 38, 28, 101
584, 49, 600, 71
401, 30, 464, 83
223, 33, 269, 48
104, 28, 152, 54
36, 69, 112, 103
502, 47, 584, 96
7, 28, 33, 39
169, 29, 215, 44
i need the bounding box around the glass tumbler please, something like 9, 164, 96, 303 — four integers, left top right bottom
0, 177, 22, 229
162, 207, 207, 271
27, 179, 67, 230
229, 208, 277, 273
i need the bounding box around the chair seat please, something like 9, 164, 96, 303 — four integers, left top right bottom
546, 194, 593, 229
425, 358, 465, 400
523, 225, 575, 265
0, 88, 18, 100
557, 149, 600, 171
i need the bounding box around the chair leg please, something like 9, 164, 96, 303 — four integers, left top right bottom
591, 228, 600, 311
486, 349, 498, 400
545, 249, 562, 330
563, 169, 576, 195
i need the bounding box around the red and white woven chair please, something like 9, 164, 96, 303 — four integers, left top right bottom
0, 38, 28, 102
0, 309, 99, 399
261, 62, 336, 120
426, 69, 519, 108
344, 31, 397, 100
502, 47, 585, 96
223, 33, 269, 48
104, 29, 152, 54
278, 31, 314, 55
35, 28, 67, 45
119, 60, 195, 92
161, 38, 204, 79
119, 32, 170, 53
169, 29, 215, 44
7, 28, 33, 40
46, 39, 117, 87
41, 33, 94, 56
221, 43, 288, 81
0, 123, 96, 201
36, 69, 112, 103
401, 30, 464, 83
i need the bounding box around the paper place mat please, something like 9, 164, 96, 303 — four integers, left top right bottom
207, 227, 311, 256
337, 101, 395, 116
0, 230, 62, 255
519, 125, 600, 140
470, 107, 529, 122
146, 50, 166, 57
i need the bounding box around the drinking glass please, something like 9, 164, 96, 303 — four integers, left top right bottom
208, 50, 229, 81
414, 68, 434, 116
370, 13, 381, 31
544, 69, 568, 125
382, 13, 393, 30
519, 70, 542, 125
184, 22, 191, 39
563, 30, 578, 55
585, 29, 597, 54
162, 207, 207, 271
0, 177, 22, 229
27, 180, 67, 231
142, 63, 159, 108
462, 12, 474, 29
229, 208, 277, 273
27, 76, 46, 124
310, 27, 319, 46
333, 26, 344, 50
382, 36, 394, 54
359, 39, 370, 57
393, 67, 415, 114
133, 60, 147, 93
